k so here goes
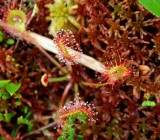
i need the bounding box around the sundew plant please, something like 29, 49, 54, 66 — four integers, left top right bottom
0, 0, 160, 140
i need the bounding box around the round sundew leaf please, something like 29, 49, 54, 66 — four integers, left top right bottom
5, 83, 21, 96
138, 0, 160, 17
6, 39, 15, 45
6, 9, 26, 32
0, 80, 11, 88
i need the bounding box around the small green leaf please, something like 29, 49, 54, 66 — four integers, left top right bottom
25, 112, 32, 120
149, 101, 156, 107
14, 93, 22, 99
6, 39, 15, 45
63, 125, 68, 131
0, 35, 3, 42
4, 113, 15, 122
58, 136, 65, 140
68, 117, 74, 126
27, 123, 34, 132
5, 83, 21, 96
142, 101, 149, 106
142, 100, 156, 107
77, 114, 87, 122
67, 135, 74, 140
0, 113, 4, 121
21, 106, 29, 114
77, 135, 84, 140
0, 80, 10, 88
17, 116, 30, 125
15, 101, 22, 106
11, 126, 19, 138
63, 132, 68, 137
0, 91, 3, 97
69, 128, 75, 136
2, 92, 10, 99
139, 0, 160, 17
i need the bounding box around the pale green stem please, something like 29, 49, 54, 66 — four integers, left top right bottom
48, 75, 70, 82
74, 83, 79, 96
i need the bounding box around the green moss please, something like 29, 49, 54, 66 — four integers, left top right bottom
46, 0, 80, 35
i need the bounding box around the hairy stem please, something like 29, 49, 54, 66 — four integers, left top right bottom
27, 32, 106, 73
0, 20, 105, 73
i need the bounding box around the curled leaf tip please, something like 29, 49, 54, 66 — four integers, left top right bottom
41, 74, 49, 87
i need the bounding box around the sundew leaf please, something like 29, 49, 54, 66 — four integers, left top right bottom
5, 83, 21, 96
138, 0, 160, 17
0, 80, 10, 88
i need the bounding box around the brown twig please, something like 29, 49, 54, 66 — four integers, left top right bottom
22, 121, 57, 138
59, 82, 73, 108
